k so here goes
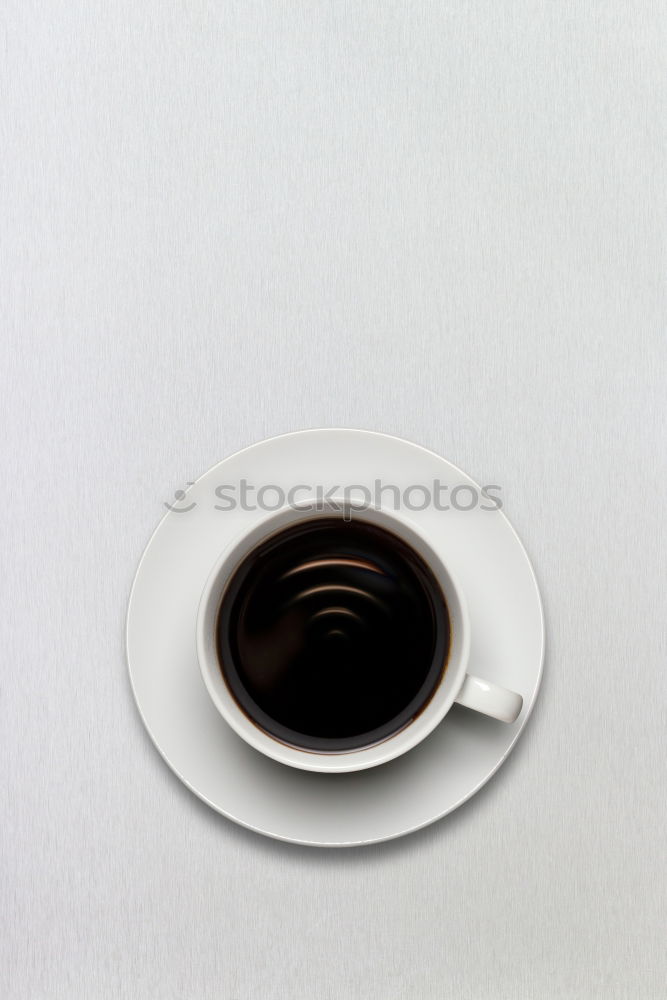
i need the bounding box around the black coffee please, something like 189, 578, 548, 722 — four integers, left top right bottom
216, 518, 450, 752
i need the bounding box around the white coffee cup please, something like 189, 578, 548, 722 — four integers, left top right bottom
197, 501, 523, 773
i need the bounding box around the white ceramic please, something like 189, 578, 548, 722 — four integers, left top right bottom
126, 429, 545, 846
197, 501, 523, 773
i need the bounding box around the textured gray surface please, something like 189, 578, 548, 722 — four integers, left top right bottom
1, 2, 665, 998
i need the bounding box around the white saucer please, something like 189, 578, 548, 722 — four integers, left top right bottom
126, 429, 544, 847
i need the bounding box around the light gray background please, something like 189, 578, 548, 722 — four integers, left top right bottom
1, 3, 665, 998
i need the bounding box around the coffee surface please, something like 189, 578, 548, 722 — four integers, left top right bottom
216, 518, 450, 752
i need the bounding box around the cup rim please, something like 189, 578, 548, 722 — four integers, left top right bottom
196, 499, 470, 773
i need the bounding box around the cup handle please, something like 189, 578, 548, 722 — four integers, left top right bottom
455, 674, 523, 723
